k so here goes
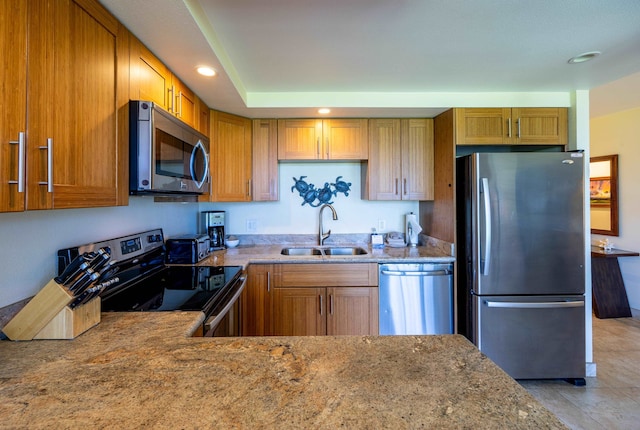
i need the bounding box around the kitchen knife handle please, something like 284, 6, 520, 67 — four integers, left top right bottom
481, 177, 492, 276
38, 138, 53, 193
8, 132, 25, 192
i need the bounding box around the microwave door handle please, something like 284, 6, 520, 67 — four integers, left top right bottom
190, 140, 209, 188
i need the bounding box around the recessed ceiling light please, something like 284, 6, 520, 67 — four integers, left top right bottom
318, 108, 331, 114
196, 66, 216, 77
568, 51, 601, 64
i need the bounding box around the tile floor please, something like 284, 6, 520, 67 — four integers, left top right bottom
520, 316, 640, 429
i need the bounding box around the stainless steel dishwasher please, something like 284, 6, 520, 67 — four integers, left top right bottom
379, 263, 454, 335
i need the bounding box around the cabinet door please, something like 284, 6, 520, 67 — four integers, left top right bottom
242, 264, 273, 336
277, 119, 322, 160
252, 119, 279, 201
0, 0, 27, 212
327, 287, 378, 336
172, 77, 197, 128
323, 119, 368, 160
130, 37, 172, 110
365, 119, 402, 200
27, 0, 118, 210
401, 119, 434, 200
512, 108, 568, 145
210, 111, 252, 201
455, 108, 511, 145
272, 288, 326, 336
196, 97, 210, 136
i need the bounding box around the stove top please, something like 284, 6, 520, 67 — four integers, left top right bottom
57, 229, 242, 315
101, 265, 242, 313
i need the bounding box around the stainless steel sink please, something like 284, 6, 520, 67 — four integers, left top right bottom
280, 247, 322, 256
323, 247, 368, 255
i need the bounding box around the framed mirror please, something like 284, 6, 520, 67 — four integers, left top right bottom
590, 154, 619, 236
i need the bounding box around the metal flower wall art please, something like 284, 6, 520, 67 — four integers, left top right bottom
291, 176, 352, 207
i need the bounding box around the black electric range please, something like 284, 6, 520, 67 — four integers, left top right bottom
57, 229, 245, 335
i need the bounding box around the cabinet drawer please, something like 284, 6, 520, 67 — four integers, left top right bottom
274, 263, 378, 287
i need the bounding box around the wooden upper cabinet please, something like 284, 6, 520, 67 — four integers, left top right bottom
364, 118, 434, 201
0, 0, 27, 212
277, 119, 368, 160
512, 108, 568, 145
130, 36, 197, 128
26, 0, 119, 210
252, 119, 279, 201
401, 119, 434, 200
455, 108, 567, 145
323, 119, 369, 159
130, 39, 172, 110
196, 97, 211, 136
209, 110, 252, 202
171, 77, 197, 128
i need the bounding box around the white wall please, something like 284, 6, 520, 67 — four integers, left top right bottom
0, 162, 418, 308
201, 162, 418, 235
591, 106, 640, 309
0, 197, 198, 307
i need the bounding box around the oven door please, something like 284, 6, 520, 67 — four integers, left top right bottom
203, 275, 246, 337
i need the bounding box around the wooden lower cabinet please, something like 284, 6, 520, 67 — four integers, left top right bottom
241, 264, 274, 336
272, 287, 378, 336
269, 263, 379, 336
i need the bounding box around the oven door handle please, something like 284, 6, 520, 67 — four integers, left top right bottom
204, 276, 246, 335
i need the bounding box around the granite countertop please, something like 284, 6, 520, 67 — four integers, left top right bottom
198, 239, 455, 269
0, 312, 565, 428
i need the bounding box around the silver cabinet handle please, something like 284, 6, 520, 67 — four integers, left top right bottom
325, 136, 329, 159
486, 300, 584, 309
247, 179, 251, 197
481, 177, 491, 276
38, 138, 53, 193
176, 91, 182, 117
266, 271, 270, 293
329, 294, 334, 315
168, 86, 175, 113
517, 118, 521, 138
403, 178, 407, 195
8, 132, 25, 192
507, 117, 512, 138
395, 178, 399, 195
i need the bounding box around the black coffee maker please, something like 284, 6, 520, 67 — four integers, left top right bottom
201, 211, 225, 250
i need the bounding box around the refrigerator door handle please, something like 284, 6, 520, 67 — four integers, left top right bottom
481, 177, 492, 276
485, 300, 584, 309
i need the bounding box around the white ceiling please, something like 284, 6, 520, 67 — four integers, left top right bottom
99, 0, 640, 118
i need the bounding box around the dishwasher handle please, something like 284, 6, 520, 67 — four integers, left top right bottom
380, 269, 451, 277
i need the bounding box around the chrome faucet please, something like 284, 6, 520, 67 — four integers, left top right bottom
318, 204, 338, 246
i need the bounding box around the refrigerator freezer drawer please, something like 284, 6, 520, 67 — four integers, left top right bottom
475, 295, 585, 379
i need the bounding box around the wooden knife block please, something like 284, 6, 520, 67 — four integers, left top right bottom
33, 298, 101, 340
2, 278, 100, 340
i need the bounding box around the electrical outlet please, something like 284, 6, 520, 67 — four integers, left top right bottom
246, 219, 258, 233
378, 219, 386, 232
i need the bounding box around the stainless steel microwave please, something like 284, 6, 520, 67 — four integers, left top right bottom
129, 100, 210, 195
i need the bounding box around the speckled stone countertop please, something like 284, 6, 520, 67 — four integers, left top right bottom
0, 312, 565, 429
199, 233, 455, 268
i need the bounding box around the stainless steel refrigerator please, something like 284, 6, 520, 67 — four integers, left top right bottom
456, 152, 586, 380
